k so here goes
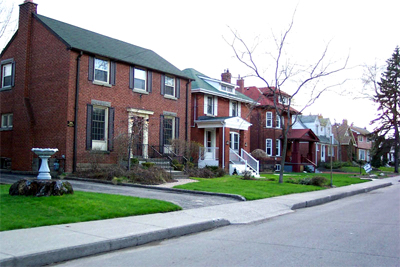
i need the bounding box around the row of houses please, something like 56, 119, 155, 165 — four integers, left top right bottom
0, 1, 372, 176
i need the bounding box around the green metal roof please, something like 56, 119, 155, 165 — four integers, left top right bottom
34, 14, 190, 79
182, 68, 255, 103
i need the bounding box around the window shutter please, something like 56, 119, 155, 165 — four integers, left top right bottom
229, 101, 233, 116
86, 104, 93, 150
238, 102, 241, 117
159, 115, 164, 152
147, 71, 152, 93
110, 61, 116, 85
11, 61, 15, 87
176, 78, 180, 98
160, 75, 165, 95
214, 96, 218, 115
204, 96, 208, 114
88, 56, 94, 81
108, 107, 115, 151
175, 117, 180, 139
129, 66, 134, 89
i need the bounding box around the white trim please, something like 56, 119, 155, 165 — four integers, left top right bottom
195, 117, 251, 130
191, 88, 254, 104
266, 138, 273, 156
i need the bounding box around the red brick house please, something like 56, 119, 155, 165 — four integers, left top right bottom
183, 69, 259, 176
332, 120, 358, 162
240, 86, 319, 172
350, 124, 372, 162
0, 1, 191, 173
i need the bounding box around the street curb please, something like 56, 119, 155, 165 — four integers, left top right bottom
291, 182, 393, 210
65, 177, 247, 201
0, 218, 230, 267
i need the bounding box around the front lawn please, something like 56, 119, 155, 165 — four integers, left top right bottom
175, 173, 369, 200
0, 185, 181, 231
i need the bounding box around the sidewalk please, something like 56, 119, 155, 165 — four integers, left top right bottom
1, 176, 398, 267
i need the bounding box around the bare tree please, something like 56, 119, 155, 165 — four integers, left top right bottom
227, 12, 348, 183
0, 0, 17, 50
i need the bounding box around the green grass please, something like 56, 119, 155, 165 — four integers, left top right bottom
175, 173, 369, 200
379, 166, 395, 172
0, 185, 181, 231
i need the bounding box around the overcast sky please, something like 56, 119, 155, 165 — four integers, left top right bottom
2, 0, 399, 131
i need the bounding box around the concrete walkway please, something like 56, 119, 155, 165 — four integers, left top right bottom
0, 176, 399, 267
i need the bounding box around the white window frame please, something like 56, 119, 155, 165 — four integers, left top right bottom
359, 149, 366, 161
1, 113, 13, 129
358, 135, 363, 142
1, 63, 12, 88
163, 116, 175, 146
229, 101, 241, 117
266, 139, 273, 156
266, 112, 273, 128
91, 106, 108, 151
276, 139, 281, 156
164, 75, 175, 97
230, 132, 240, 152
94, 58, 109, 83
278, 95, 289, 105
276, 114, 283, 129
275, 164, 281, 171
221, 85, 234, 93
133, 67, 146, 91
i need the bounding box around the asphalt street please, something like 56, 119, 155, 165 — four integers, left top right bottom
0, 172, 240, 209
53, 181, 400, 267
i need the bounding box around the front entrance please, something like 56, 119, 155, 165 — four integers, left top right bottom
230, 132, 239, 152
204, 129, 216, 159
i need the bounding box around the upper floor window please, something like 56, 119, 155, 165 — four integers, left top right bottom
130, 67, 152, 93
161, 75, 180, 99
276, 114, 283, 128
134, 68, 146, 91
94, 58, 109, 83
358, 135, 363, 142
230, 101, 241, 117
1, 113, 13, 129
221, 85, 234, 93
88, 56, 116, 86
1, 59, 15, 89
278, 95, 289, 105
266, 112, 273, 128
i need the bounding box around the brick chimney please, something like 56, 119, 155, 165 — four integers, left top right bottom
342, 119, 348, 125
221, 69, 231, 83
236, 75, 244, 93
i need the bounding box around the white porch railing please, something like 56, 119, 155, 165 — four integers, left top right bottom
229, 148, 246, 164
199, 147, 219, 161
241, 149, 259, 176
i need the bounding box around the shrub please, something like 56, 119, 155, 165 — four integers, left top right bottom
241, 170, 255, 180
324, 161, 343, 169
174, 164, 185, 171
251, 149, 268, 160
130, 158, 139, 165
286, 177, 298, 184
310, 176, 327, 186
299, 177, 311, 185
185, 166, 225, 178
141, 162, 155, 169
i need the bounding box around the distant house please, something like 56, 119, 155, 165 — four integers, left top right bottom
0, 1, 191, 173
293, 115, 338, 165
240, 86, 319, 172
333, 120, 371, 162
183, 69, 258, 176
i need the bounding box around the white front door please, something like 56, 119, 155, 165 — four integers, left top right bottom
230, 132, 239, 152
204, 130, 216, 159
321, 145, 326, 162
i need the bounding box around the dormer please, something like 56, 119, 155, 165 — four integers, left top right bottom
198, 75, 237, 95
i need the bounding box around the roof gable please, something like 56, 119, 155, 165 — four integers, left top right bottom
34, 14, 190, 79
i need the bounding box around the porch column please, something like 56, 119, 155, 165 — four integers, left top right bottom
291, 140, 301, 172
239, 130, 246, 152
223, 127, 230, 171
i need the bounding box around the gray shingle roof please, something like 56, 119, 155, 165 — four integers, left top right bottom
34, 14, 190, 79
182, 68, 255, 103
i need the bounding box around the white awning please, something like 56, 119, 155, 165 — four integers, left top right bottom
195, 116, 251, 130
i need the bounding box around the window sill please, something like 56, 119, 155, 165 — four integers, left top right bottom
89, 149, 110, 154
132, 89, 149, 95
93, 81, 112, 87
0, 127, 13, 131
0, 86, 12, 92
164, 95, 177, 100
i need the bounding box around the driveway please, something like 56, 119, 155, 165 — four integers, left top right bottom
0, 173, 241, 209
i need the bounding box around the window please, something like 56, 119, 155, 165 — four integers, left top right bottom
221, 85, 234, 93
86, 104, 114, 151
276, 139, 281, 156
359, 149, 366, 161
275, 164, 281, 171
266, 112, 273, 128
160, 115, 180, 152
1, 113, 13, 129
230, 101, 241, 117
94, 58, 109, 83
134, 68, 146, 91
278, 95, 289, 105
207, 96, 214, 115
88, 56, 116, 85
276, 114, 283, 128
230, 132, 239, 151
1, 59, 15, 89
358, 135, 363, 142
165, 76, 175, 96
266, 139, 272, 156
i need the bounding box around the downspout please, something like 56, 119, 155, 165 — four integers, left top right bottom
185, 79, 190, 142
222, 122, 226, 169
73, 51, 83, 173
